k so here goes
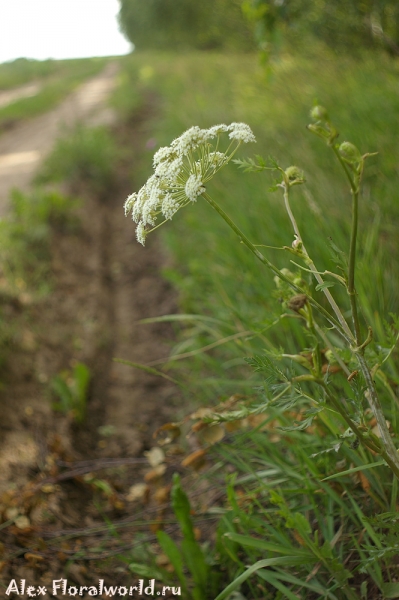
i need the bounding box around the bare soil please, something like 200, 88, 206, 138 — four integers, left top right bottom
0, 71, 184, 596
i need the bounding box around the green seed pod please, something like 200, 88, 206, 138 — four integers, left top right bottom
338, 141, 362, 165
285, 166, 304, 184
310, 105, 329, 122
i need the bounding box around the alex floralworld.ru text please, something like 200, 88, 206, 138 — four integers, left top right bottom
5, 579, 182, 596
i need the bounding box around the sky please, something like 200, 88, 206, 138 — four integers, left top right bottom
0, 0, 132, 64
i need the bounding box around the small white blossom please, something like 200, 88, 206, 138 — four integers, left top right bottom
155, 157, 183, 180
131, 192, 146, 223
162, 194, 180, 219
185, 173, 205, 202
153, 146, 177, 166
208, 124, 229, 137
124, 193, 137, 216
136, 221, 147, 245
171, 126, 210, 155
228, 122, 256, 143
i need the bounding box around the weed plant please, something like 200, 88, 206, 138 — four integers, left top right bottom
121, 50, 399, 598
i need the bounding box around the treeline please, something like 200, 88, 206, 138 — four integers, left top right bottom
118, 0, 399, 55
117, 0, 254, 51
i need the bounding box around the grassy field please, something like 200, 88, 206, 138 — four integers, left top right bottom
114, 48, 399, 598
0, 57, 109, 131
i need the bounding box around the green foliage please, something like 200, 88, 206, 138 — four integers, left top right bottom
36, 126, 118, 193
118, 0, 254, 51
51, 362, 91, 423
157, 474, 213, 600
242, 0, 399, 58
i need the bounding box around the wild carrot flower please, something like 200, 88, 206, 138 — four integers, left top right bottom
124, 123, 256, 245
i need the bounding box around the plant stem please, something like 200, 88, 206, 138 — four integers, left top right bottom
329, 148, 399, 475
347, 187, 361, 344
201, 192, 347, 339
356, 352, 399, 479
330, 145, 362, 343
282, 184, 354, 342
202, 191, 399, 479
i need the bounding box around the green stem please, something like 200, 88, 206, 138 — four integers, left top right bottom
329, 148, 399, 475
202, 191, 399, 479
282, 184, 354, 342
320, 383, 381, 455
348, 187, 362, 344
201, 192, 347, 340
355, 352, 399, 479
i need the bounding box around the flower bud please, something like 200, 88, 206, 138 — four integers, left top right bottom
292, 237, 303, 252
285, 166, 304, 185
338, 141, 362, 165
287, 294, 307, 312
310, 105, 328, 122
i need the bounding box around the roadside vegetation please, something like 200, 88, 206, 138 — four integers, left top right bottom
113, 46, 399, 599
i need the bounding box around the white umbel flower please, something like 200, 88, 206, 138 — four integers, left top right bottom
155, 157, 183, 180
124, 121, 256, 245
228, 122, 256, 144
153, 145, 177, 166
185, 174, 205, 202
171, 126, 210, 155
124, 193, 137, 216
136, 221, 147, 245
161, 194, 180, 219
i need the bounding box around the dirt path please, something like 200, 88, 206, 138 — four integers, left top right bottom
0, 81, 43, 109
0, 62, 118, 217
0, 70, 182, 590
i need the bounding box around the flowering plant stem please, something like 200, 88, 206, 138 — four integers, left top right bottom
282, 183, 353, 342
330, 146, 399, 479
202, 189, 399, 480
201, 192, 345, 338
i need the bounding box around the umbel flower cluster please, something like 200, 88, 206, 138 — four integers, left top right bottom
124, 123, 256, 245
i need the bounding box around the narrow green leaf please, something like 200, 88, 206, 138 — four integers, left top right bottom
224, 532, 312, 558
315, 281, 336, 291
256, 570, 306, 600
113, 358, 182, 386
129, 562, 163, 579
322, 460, 386, 481
181, 538, 208, 599
157, 530, 189, 596
382, 583, 399, 598
214, 556, 314, 600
